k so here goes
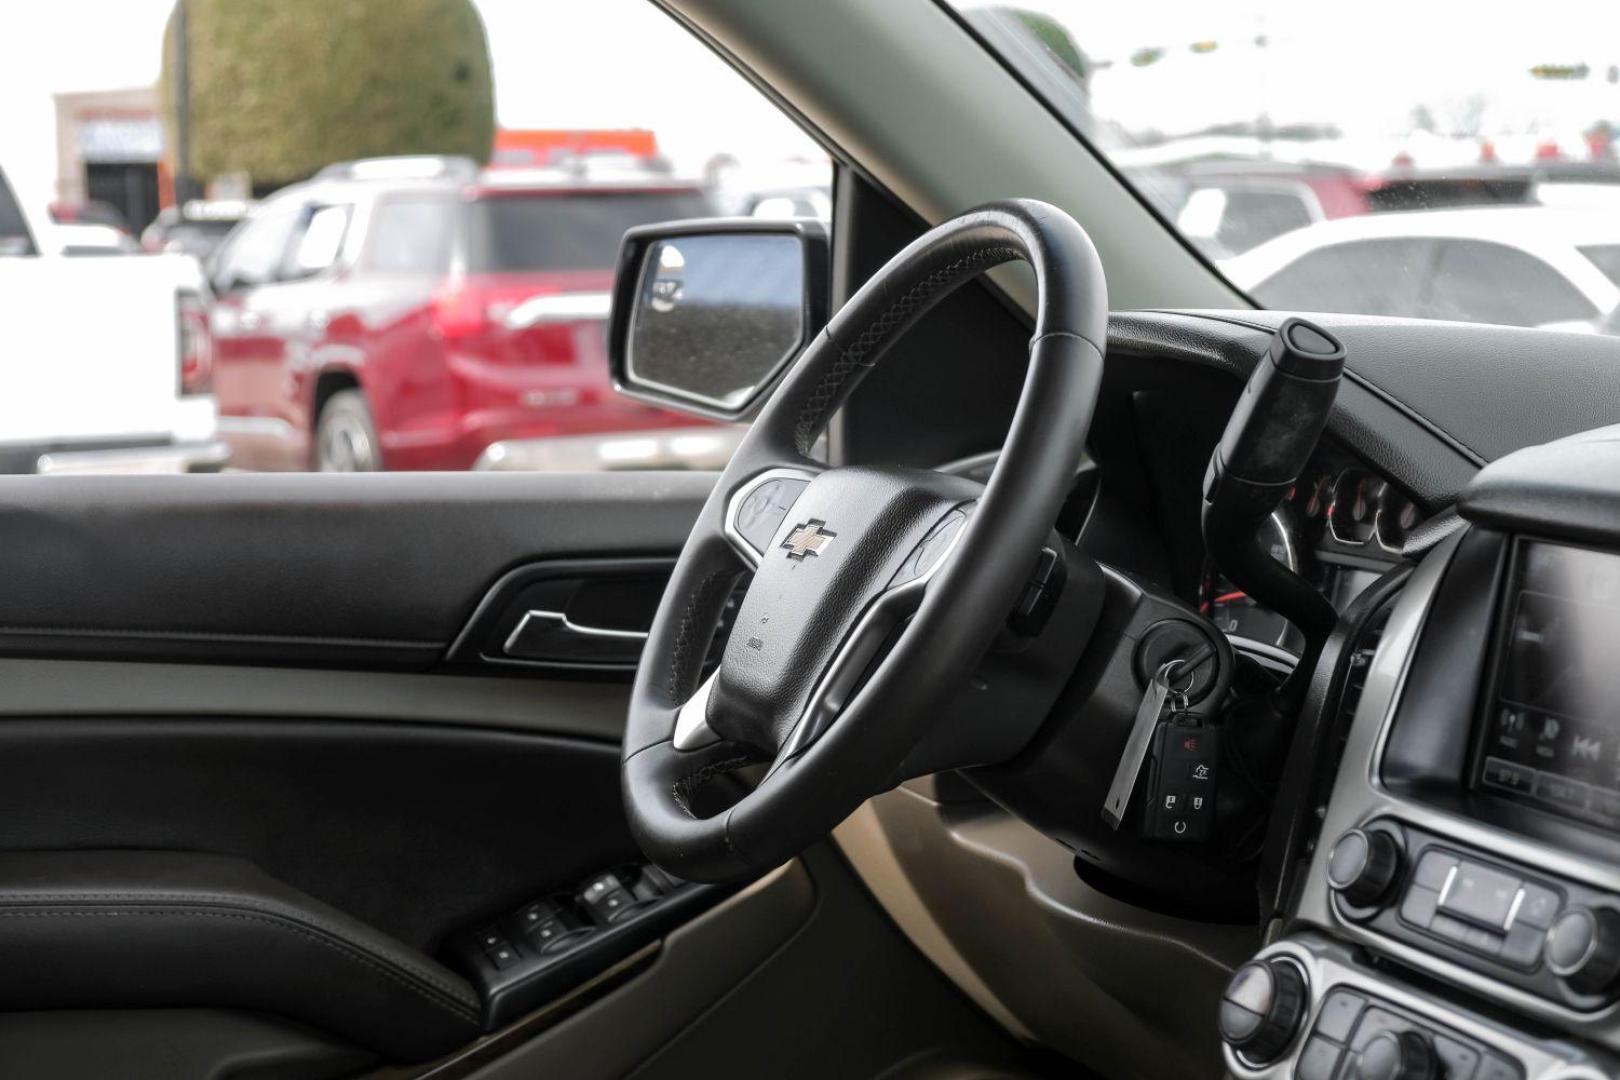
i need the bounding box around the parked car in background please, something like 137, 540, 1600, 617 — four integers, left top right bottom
206, 155, 720, 471
1222, 206, 1620, 331
47, 197, 133, 235
45, 221, 142, 256
0, 164, 227, 474
142, 199, 253, 260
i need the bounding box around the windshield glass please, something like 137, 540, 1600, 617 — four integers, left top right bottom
945, 1, 1620, 331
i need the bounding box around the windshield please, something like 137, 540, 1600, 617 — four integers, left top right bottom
946, 1, 1620, 331
466, 190, 714, 273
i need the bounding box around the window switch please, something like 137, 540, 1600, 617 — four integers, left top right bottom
481, 934, 521, 970
525, 917, 567, 947
589, 886, 637, 924
580, 872, 625, 905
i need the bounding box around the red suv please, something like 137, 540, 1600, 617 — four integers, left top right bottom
206, 156, 716, 471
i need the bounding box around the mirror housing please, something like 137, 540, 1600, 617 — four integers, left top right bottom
607, 218, 829, 422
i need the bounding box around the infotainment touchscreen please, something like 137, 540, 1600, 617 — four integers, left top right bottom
1476, 540, 1620, 827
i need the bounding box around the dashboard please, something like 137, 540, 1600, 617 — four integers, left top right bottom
1220, 432, 1620, 1079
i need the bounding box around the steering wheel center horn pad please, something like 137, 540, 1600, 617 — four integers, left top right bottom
623, 200, 1109, 882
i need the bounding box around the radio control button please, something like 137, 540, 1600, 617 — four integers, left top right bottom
1353, 1030, 1437, 1080
1411, 850, 1457, 891
1501, 921, 1547, 970
1219, 959, 1306, 1064
1513, 881, 1561, 930
1436, 860, 1522, 930
1328, 829, 1401, 908
1546, 907, 1620, 994
1399, 886, 1439, 929
1481, 756, 1534, 794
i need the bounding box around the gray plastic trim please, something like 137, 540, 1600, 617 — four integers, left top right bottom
0, 658, 629, 741
834, 785, 1257, 1080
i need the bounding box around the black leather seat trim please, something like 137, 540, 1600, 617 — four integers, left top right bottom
0, 851, 481, 1062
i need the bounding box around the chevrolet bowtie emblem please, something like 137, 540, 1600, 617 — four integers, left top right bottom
782, 520, 836, 560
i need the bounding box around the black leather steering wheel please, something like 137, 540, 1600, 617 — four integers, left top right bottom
622, 200, 1107, 882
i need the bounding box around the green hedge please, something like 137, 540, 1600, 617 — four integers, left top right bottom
162, 0, 494, 187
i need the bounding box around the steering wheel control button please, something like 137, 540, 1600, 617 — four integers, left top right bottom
1218, 959, 1305, 1065
1546, 907, 1620, 994
890, 509, 968, 588
1328, 828, 1401, 909
1354, 1030, 1437, 1080
733, 476, 810, 555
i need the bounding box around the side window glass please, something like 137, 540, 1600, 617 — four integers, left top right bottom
9, 0, 828, 474
283, 205, 351, 280
213, 205, 301, 292
1430, 241, 1598, 327
363, 198, 455, 275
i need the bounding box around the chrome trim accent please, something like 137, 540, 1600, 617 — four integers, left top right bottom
771, 501, 973, 767
34, 439, 231, 475
1226, 635, 1300, 674
673, 670, 720, 751
474, 425, 745, 473
1506, 886, 1527, 932
721, 466, 819, 568
503, 609, 649, 656
1224, 932, 1614, 1079
1438, 863, 1460, 907
1294, 527, 1620, 1042
218, 415, 296, 440
503, 291, 611, 329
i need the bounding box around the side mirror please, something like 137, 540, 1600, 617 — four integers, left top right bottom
608, 218, 829, 421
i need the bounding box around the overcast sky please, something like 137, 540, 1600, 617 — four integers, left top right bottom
6, 1, 1620, 203
0, 0, 821, 203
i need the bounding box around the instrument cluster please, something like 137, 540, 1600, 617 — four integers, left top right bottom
1202, 461, 1425, 655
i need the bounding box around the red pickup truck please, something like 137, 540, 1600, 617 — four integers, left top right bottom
206, 156, 717, 471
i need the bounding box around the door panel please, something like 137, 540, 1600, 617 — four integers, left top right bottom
0, 718, 631, 953
0, 471, 713, 667
0, 470, 715, 1072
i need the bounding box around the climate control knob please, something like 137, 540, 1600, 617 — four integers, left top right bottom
1218, 959, 1306, 1065
1545, 906, 1620, 995
1327, 828, 1401, 908
1354, 1030, 1437, 1080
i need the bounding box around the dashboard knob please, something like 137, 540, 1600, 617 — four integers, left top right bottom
1218, 958, 1306, 1064
1545, 906, 1620, 995
1354, 1030, 1437, 1080
1327, 828, 1401, 907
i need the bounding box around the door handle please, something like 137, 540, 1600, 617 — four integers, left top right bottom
504, 609, 648, 664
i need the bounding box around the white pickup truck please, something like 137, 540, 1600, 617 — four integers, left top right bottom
0, 165, 228, 474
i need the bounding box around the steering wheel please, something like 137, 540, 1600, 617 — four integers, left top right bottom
622, 200, 1108, 882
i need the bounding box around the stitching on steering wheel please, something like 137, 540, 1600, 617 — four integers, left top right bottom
667, 568, 734, 699
792, 243, 1024, 454
672, 755, 755, 817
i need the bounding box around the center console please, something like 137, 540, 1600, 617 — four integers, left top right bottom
1220, 428, 1620, 1080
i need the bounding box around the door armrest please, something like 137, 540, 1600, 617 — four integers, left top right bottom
0, 850, 480, 1062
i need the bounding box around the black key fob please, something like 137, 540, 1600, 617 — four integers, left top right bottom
1142, 721, 1218, 842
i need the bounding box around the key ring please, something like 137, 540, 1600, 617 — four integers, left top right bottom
1156, 657, 1197, 695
